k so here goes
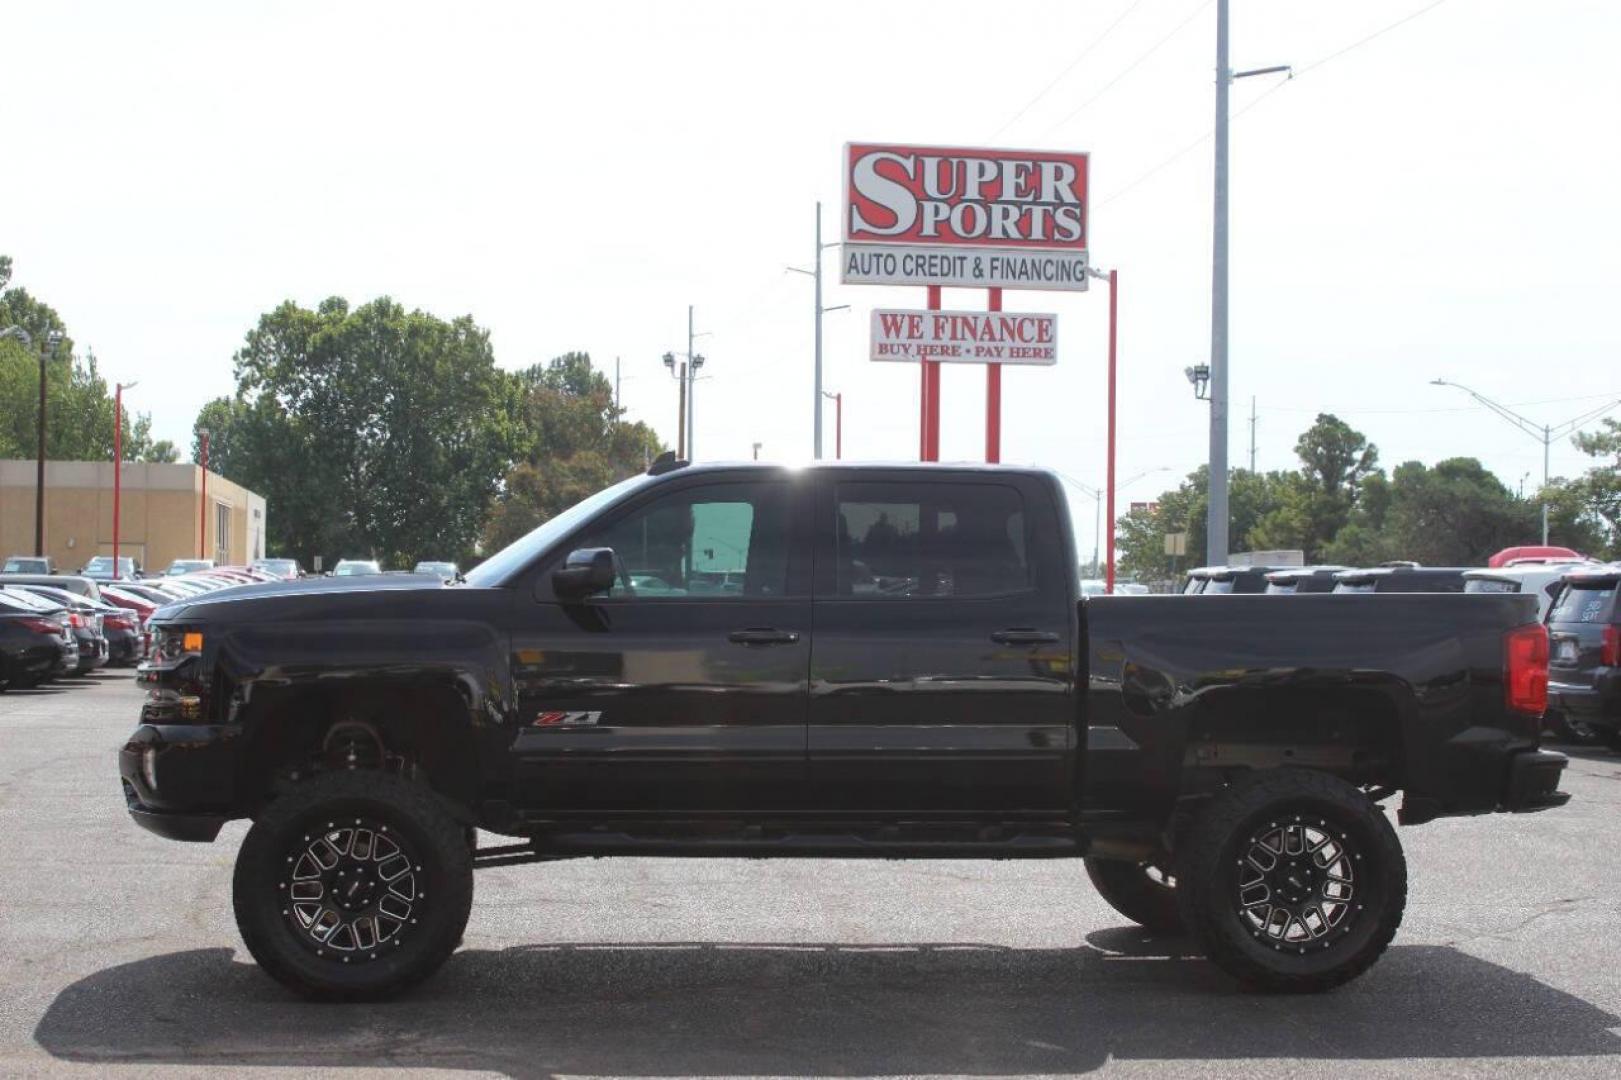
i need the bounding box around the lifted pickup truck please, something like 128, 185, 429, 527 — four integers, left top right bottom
122, 458, 1567, 1000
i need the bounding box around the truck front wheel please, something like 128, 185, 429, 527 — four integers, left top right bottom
232, 771, 473, 1000
1083, 857, 1183, 933
1174, 770, 1406, 993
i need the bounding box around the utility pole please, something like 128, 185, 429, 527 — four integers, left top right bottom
1207, 0, 1232, 568
1249, 396, 1257, 473
1431, 378, 1621, 545
1207, 0, 1289, 566
789, 203, 848, 459
198, 429, 210, 560
676, 362, 686, 461
686, 307, 695, 459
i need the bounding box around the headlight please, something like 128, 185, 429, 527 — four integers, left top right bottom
141, 747, 159, 792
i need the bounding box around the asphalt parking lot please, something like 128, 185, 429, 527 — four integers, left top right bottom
2, 673, 1620, 1078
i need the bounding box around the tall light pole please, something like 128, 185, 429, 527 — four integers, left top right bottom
1064, 467, 1169, 590
1206, 0, 1290, 568
788, 202, 848, 459
197, 428, 210, 560
113, 381, 139, 579
1430, 378, 1621, 545
1207, 0, 1232, 569
1, 325, 53, 556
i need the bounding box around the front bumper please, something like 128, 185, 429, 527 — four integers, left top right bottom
118, 723, 242, 843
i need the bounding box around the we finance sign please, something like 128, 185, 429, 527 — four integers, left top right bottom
842, 143, 1089, 291
870, 309, 1058, 365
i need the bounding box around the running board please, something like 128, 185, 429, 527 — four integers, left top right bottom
503, 830, 1080, 862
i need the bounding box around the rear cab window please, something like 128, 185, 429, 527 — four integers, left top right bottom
831, 481, 1030, 599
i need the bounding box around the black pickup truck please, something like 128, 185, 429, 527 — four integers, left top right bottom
121, 458, 1568, 1001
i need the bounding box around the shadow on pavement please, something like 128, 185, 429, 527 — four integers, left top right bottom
34, 936, 1621, 1077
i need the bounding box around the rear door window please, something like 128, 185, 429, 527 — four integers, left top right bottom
1549, 582, 1618, 624
831, 482, 1029, 599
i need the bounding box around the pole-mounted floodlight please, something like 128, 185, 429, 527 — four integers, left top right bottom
1185, 364, 1211, 401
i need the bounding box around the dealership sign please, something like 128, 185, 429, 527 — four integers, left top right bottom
870, 309, 1057, 365
842, 143, 1089, 291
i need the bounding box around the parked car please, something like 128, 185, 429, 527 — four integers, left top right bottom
251, 558, 303, 580
1546, 566, 1621, 750
104, 581, 183, 608
124, 458, 1566, 1001
413, 560, 459, 582
1265, 567, 1350, 595
164, 559, 216, 577
1, 585, 103, 675
332, 559, 382, 576
0, 573, 104, 604
1489, 545, 1584, 568
2, 555, 54, 574
1464, 563, 1593, 621
1182, 565, 1291, 594
8, 583, 146, 666
0, 589, 77, 689
1333, 567, 1472, 594
81, 555, 141, 581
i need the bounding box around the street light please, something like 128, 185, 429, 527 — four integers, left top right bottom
1430, 378, 1621, 545
114, 380, 140, 578
4, 326, 64, 557
1059, 467, 1170, 590
787, 202, 849, 459
197, 427, 210, 559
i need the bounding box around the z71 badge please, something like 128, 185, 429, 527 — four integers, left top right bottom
532, 711, 602, 727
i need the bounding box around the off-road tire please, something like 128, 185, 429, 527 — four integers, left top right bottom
1174, 769, 1406, 993
233, 770, 473, 1001
1084, 857, 1183, 933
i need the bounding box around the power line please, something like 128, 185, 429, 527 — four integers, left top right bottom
986, 0, 1154, 143
1095, 0, 1452, 207
1046, 0, 1214, 134
1293, 0, 1449, 77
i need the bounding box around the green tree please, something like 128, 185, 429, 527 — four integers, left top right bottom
1374, 458, 1537, 565
199, 296, 520, 569
1249, 414, 1378, 561
1568, 419, 1621, 557
483, 352, 663, 552
1115, 466, 1292, 582
1, 257, 173, 463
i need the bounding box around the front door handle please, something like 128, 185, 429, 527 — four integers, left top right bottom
991, 628, 1059, 645
728, 627, 801, 646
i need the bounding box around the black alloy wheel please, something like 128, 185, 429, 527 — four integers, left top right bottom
233, 770, 472, 1000
1175, 769, 1406, 993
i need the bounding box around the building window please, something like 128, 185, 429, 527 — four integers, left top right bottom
215, 502, 230, 564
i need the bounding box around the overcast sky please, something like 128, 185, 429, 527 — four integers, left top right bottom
4, 0, 1618, 524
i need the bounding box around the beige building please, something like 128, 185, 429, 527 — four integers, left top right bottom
0, 460, 266, 574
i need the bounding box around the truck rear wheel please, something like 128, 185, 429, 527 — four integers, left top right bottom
232, 771, 473, 1001
1174, 770, 1406, 993
1083, 857, 1183, 933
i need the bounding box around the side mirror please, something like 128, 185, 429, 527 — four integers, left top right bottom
552, 547, 617, 599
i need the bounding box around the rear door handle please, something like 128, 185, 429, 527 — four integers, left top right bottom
991, 628, 1059, 645
728, 628, 801, 646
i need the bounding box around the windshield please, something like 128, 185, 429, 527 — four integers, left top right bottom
3, 558, 46, 572
466, 473, 651, 587
1465, 578, 1519, 594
